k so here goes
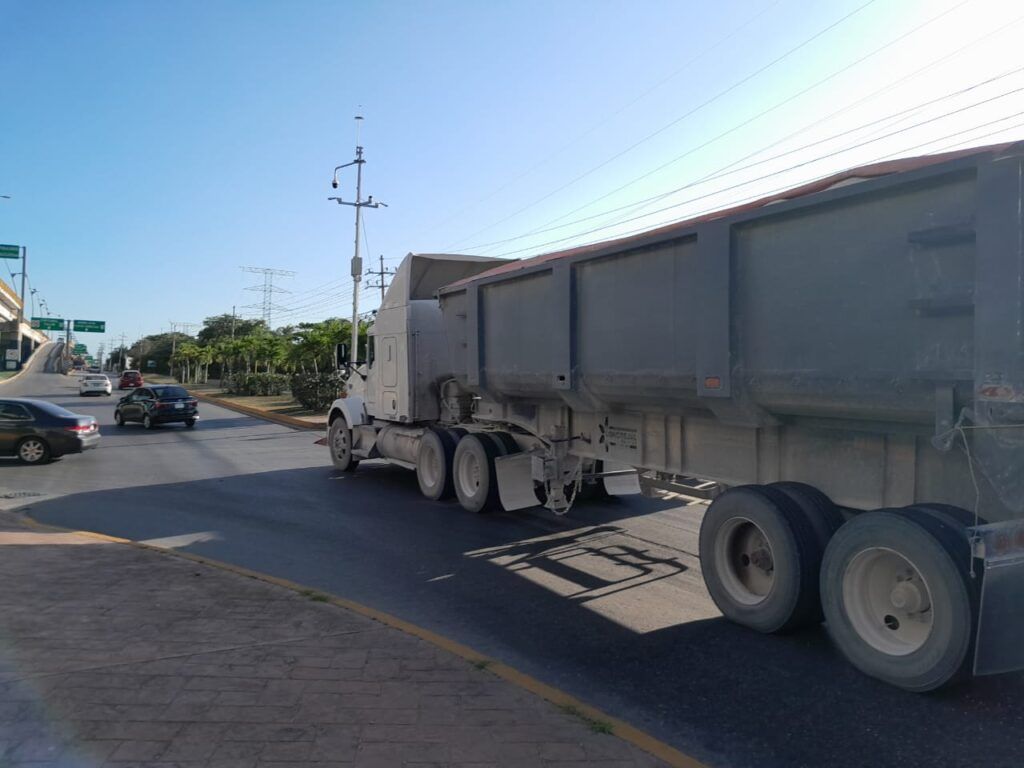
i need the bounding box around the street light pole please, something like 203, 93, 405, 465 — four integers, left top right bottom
329, 115, 386, 366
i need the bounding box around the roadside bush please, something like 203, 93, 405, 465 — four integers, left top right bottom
223, 372, 288, 396
290, 371, 347, 411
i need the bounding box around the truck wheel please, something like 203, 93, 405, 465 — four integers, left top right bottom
699, 485, 822, 633
453, 434, 501, 513
328, 417, 360, 472
820, 507, 976, 692
416, 428, 457, 500
769, 482, 844, 551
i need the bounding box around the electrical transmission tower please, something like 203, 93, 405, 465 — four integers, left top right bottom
365, 255, 395, 303
240, 266, 296, 327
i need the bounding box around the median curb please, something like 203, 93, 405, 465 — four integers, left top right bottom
188, 390, 324, 431
14, 511, 708, 768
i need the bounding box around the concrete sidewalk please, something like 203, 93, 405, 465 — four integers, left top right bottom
0, 515, 673, 768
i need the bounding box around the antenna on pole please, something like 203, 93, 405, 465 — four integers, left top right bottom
328, 112, 386, 366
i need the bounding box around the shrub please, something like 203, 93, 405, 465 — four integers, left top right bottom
223, 372, 288, 396
290, 371, 347, 411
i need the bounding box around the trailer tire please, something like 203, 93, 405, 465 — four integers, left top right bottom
699, 485, 822, 634
416, 427, 457, 501
911, 503, 986, 529
453, 434, 502, 513
769, 482, 844, 551
485, 431, 519, 455
328, 416, 359, 472
820, 508, 976, 692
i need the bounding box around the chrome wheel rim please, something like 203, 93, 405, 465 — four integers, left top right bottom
843, 547, 934, 656
715, 517, 775, 605
19, 440, 45, 463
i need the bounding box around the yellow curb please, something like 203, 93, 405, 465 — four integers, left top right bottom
15, 513, 708, 768
188, 390, 324, 431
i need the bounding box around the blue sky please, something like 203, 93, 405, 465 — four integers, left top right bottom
1, 0, 1020, 351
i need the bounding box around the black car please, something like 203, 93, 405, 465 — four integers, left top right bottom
115, 385, 198, 429
0, 398, 100, 464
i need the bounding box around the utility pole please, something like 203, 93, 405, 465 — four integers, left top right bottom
231, 305, 237, 339
366, 254, 395, 304
118, 332, 126, 370
240, 266, 295, 327
15, 246, 26, 368
329, 114, 386, 364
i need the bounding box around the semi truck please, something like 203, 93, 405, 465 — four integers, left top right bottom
327, 141, 1024, 692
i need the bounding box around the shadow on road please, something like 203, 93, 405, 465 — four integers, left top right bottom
15, 464, 1024, 768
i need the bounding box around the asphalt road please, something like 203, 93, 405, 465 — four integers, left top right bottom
4, 343, 1022, 768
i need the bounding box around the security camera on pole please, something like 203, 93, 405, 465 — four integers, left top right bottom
329, 115, 386, 366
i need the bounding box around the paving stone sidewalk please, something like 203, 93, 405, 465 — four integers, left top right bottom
0, 515, 668, 768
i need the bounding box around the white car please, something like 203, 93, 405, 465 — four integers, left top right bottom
79, 374, 112, 397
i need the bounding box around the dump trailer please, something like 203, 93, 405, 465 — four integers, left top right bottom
328, 142, 1024, 692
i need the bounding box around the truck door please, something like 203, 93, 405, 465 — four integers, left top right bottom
381, 336, 398, 418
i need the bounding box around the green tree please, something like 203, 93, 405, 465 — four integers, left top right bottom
197, 314, 267, 344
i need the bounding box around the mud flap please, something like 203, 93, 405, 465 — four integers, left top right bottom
602, 461, 641, 495
495, 453, 540, 512
971, 521, 1024, 676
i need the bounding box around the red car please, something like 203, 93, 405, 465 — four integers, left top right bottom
118, 370, 144, 390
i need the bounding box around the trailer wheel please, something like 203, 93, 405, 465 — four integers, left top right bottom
328, 416, 359, 472
820, 508, 976, 692
769, 482, 844, 550
453, 434, 502, 513
416, 428, 457, 501
699, 485, 822, 633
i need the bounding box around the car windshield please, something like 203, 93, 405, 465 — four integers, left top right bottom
85, 375, 107, 381
123, 372, 140, 378
154, 386, 189, 399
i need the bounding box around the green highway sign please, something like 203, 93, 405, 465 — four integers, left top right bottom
0, 244, 20, 260
31, 317, 65, 331
73, 344, 87, 354
72, 320, 106, 333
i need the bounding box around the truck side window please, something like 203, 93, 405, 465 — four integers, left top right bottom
368, 336, 376, 366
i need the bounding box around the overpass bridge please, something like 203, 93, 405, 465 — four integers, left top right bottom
0, 276, 48, 369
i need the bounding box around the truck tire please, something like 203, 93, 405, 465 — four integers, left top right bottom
699, 485, 822, 634
769, 482, 844, 551
416, 428, 457, 501
820, 507, 976, 692
484, 431, 519, 455
328, 416, 360, 472
453, 434, 501, 513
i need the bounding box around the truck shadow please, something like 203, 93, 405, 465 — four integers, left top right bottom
12, 465, 1024, 768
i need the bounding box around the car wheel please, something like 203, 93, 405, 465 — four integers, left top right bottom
115, 410, 125, 426
185, 419, 196, 428
17, 437, 50, 465
143, 414, 154, 430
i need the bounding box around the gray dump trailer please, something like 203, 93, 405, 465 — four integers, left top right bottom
328, 142, 1024, 692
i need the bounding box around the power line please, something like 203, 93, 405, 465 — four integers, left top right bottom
240, 266, 296, 326
418, 0, 785, 241
466, 0, 976, 254
485, 106, 1024, 259
465, 66, 1024, 253
443, 0, 881, 250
